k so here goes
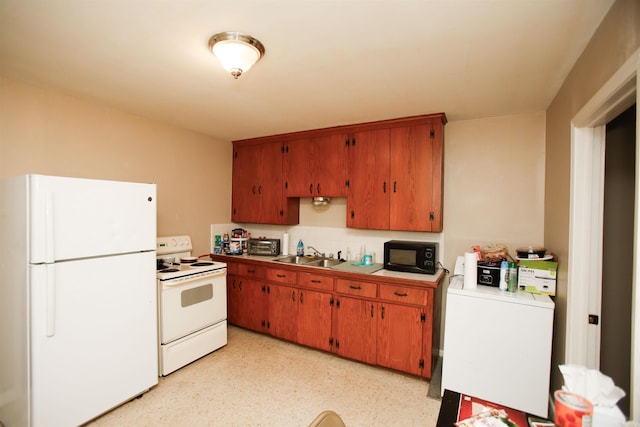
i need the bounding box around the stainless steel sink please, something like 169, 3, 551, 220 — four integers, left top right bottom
307, 258, 343, 268
273, 256, 344, 269
273, 255, 317, 265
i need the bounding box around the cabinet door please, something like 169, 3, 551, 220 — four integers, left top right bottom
389, 124, 434, 231
297, 289, 332, 351
235, 277, 268, 333
283, 136, 314, 197
226, 274, 242, 326
284, 133, 347, 197
232, 143, 261, 223
347, 128, 390, 229
377, 303, 424, 376
256, 140, 286, 224
268, 283, 298, 342
333, 297, 377, 364
313, 133, 347, 197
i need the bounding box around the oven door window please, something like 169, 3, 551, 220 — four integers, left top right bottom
181, 283, 213, 307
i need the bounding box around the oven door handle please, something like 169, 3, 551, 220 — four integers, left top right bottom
163, 268, 227, 287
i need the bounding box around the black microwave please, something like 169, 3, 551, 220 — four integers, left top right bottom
384, 240, 438, 275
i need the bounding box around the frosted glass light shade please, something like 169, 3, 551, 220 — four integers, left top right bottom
209, 32, 265, 79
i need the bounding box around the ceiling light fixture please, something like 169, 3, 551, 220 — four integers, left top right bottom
208, 31, 265, 79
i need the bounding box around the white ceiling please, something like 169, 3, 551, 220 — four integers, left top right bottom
0, 0, 614, 142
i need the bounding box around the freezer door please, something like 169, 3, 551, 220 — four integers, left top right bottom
29, 175, 156, 263
29, 251, 158, 426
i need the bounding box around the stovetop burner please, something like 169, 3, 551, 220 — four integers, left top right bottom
161, 268, 180, 273
191, 262, 213, 267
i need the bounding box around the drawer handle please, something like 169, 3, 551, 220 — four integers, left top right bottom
277, 274, 286, 278
311, 279, 321, 284
247, 269, 256, 274
349, 285, 362, 290
394, 291, 408, 297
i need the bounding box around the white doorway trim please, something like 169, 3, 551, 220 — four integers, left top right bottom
567, 48, 639, 417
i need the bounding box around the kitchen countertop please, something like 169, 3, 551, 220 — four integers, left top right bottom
210, 253, 444, 288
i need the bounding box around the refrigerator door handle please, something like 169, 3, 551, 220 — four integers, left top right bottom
46, 264, 56, 337
44, 192, 55, 262
45, 192, 55, 263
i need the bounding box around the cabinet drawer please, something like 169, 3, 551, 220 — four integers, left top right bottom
336, 279, 377, 298
298, 272, 334, 291
237, 263, 265, 278
266, 268, 297, 284
379, 284, 427, 306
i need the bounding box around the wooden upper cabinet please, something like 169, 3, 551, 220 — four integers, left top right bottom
390, 125, 435, 231
346, 114, 446, 232
284, 133, 347, 198
232, 113, 445, 230
346, 128, 391, 230
231, 139, 299, 225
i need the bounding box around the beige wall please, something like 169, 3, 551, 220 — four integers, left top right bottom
443, 113, 546, 264
0, 77, 232, 255
545, 0, 640, 391
1, 76, 550, 353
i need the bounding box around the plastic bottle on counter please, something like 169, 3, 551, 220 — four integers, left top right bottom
499, 260, 508, 291
296, 239, 304, 256
508, 261, 518, 292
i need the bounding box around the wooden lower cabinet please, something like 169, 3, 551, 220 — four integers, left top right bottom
377, 303, 426, 376
332, 296, 377, 365
268, 283, 298, 341
227, 275, 268, 333
219, 258, 439, 379
297, 288, 333, 351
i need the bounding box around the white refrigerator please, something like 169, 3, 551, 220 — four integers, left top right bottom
0, 174, 159, 427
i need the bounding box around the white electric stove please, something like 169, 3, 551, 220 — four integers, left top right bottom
156, 235, 227, 376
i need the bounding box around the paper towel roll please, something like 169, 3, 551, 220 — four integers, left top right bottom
282, 232, 289, 256
463, 252, 478, 289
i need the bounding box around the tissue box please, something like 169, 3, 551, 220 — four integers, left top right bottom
518, 260, 557, 295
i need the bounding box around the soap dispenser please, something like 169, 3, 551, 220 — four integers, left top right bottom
296, 239, 304, 256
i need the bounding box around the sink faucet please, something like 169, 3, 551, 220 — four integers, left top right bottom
307, 246, 325, 258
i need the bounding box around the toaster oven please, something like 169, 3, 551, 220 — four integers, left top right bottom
247, 238, 281, 256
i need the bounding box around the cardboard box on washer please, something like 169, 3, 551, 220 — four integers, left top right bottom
517, 259, 557, 296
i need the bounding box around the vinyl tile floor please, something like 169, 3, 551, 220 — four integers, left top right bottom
88, 326, 442, 427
